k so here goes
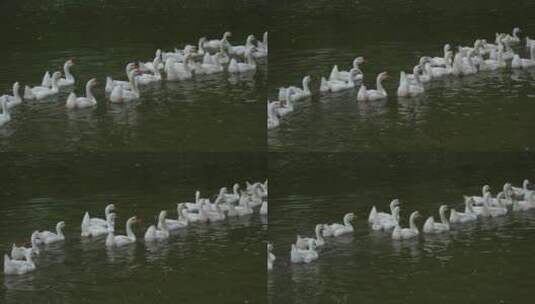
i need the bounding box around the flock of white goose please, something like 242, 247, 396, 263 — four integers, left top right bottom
0, 31, 268, 128
267, 179, 535, 269
4, 181, 268, 275
267, 27, 534, 129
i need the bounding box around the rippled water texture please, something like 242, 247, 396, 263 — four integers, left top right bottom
0, 153, 267, 303
0, 0, 267, 151
268, 153, 535, 303
268, 0, 535, 151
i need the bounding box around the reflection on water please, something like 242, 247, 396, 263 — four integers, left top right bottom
268, 0, 535, 151
0, 153, 266, 304
268, 153, 535, 303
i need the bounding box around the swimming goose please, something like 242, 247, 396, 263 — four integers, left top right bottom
84, 213, 116, 238
136, 57, 163, 84
165, 55, 193, 81
276, 88, 295, 117
2, 82, 22, 109
357, 72, 389, 101
224, 184, 241, 204
450, 197, 478, 223
66, 78, 98, 109
24, 71, 61, 100
472, 192, 507, 217
430, 53, 454, 77
511, 179, 534, 201
392, 211, 420, 240
203, 31, 232, 51
257, 32, 268, 53
144, 211, 170, 242
180, 203, 209, 223
228, 34, 256, 57
423, 205, 450, 233
330, 57, 366, 82
371, 206, 400, 231
205, 204, 226, 222
430, 44, 452, 66
511, 45, 535, 69
397, 70, 424, 97
229, 198, 254, 217
0, 99, 11, 128
105, 63, 138, 93
81, 204, 116, 233
36, 221, 65, 244
296, 224, 325, 250
228, 48, 257, 73
322, 213, 354, 237
109, 77, 140, 103
161, 204, 189, 230
196, 53, 224, 75
267, 243, 275, 271
267, 101, 282, 129
41, 59, 75, 88
11, 231, 40, 260
321, 69, 359, 93
368, 199, 400, 223
139, 49, 163, 72
526, 36, 535, 49
290, 240, 319, 264
502, 27, 521, 44
280, 75, 312, 102
106, 216, 137, 247
4, 251, 36, 275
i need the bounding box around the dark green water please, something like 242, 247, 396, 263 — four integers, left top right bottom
268, 0, 535, 151
0, 0, 267, 151
268, 153, 535, 303
0, 153, 266, 303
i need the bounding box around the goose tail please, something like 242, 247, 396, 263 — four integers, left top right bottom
368, 206, 377, 223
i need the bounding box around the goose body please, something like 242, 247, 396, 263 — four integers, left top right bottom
450, 197, 478, 223
397, 70, 424, 97
423, 205, 450, 233
24, 72, 61, 100
161, 204, 189, 230
368, 199, 400, 223
36, 221, 65, 244
392, 211, 420, 240
0, 100, 11, 128
144, 211, 170, 242
296, 224, 325, 249
11, 231, 40, 260
357, 72, 388, 101
267, 101, 282, 129
228, 49, 256, 73
165, 56, 193, 81
105, 63, 137, 93
66, 78, 98, 109
322, 213, 354, 237
181, 203, 209, 223
329, 57, 365, 82
290, 240, 319, 264
4, 251, 36, 275
2, 82, 22, 109
260, 201, 268, 215
84, 213, 115, 238
106, 216, 137, 247
372, 206, 400, 231
109, 77, 140, 103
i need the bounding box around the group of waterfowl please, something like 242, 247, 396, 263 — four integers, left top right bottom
267, 27, 534, 129
0, 31, 267, 128
267, 179, 535, 269
4, 181, 268, 275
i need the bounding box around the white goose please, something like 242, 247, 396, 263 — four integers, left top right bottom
392, 211, 420, 240
450, 197, 478, 224
66, 78, 98, 109
429, 53, 454, 77
83, 213, 116, 238
260, 201, 268, 215
139, 49, 163, 72
24, 71, 61, 100
0, 99, 11, 128
81, 204, 116, 232
42, 59, 75, 88
257, 32, 268, 53
203, 31, 232, 51
429, 44, 452, 66
180, 203, 209, 223
357, 72, 389, 101
280, 75, 311, 101
228, 34, 256, 57
512, 196, 535, 212
144, 211, 170, 242
224, 184, 241, 204
322, 213, 354, 237
2, 82, 22, 109
321, 69, 359, 93
296, 224, 325, 249
368, 199, 400, 223
371, 206, 400, 231
329, 56, 366, 82
229, 198, 253, 217
472, 192, 508, 217
397, 70, 424, 97
228, 48, 257, 73
105, 63, 137, 93
36, 221, 65, 245
267, 243, 275, 271
511, 45, 535, 69
4, 251, 36, 275
136, 57, 162, 84
511, 179, 534, 201
290, 239, 319, 264
109, 77, 140, 103
165, 56, 193, 81
160, 204, 189, 230
267, 101, 282, 129
11, 231, 40, 260
106, 216, 137, 247
276, 88, 294, 117
526, 36, 535, 49
502, 27, 521, 44
423, 205, 450, 233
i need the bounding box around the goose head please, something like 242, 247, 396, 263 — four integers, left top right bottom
223, 31, 232, 40
30, 231, 40, 254
353, 56, 366, 67
523, 179, 530, 189
13, 82, 20, 94
267, 243, 273, 252
51, 71, 62, 82
377, 72, 389, 82
482, 185, 490, 195
56, 221, 66, 231
513, 27, 521, 36
65, 58, 75, 68
343, 212, 355, 225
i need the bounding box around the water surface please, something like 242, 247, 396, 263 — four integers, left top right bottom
268, 153, 535, 303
